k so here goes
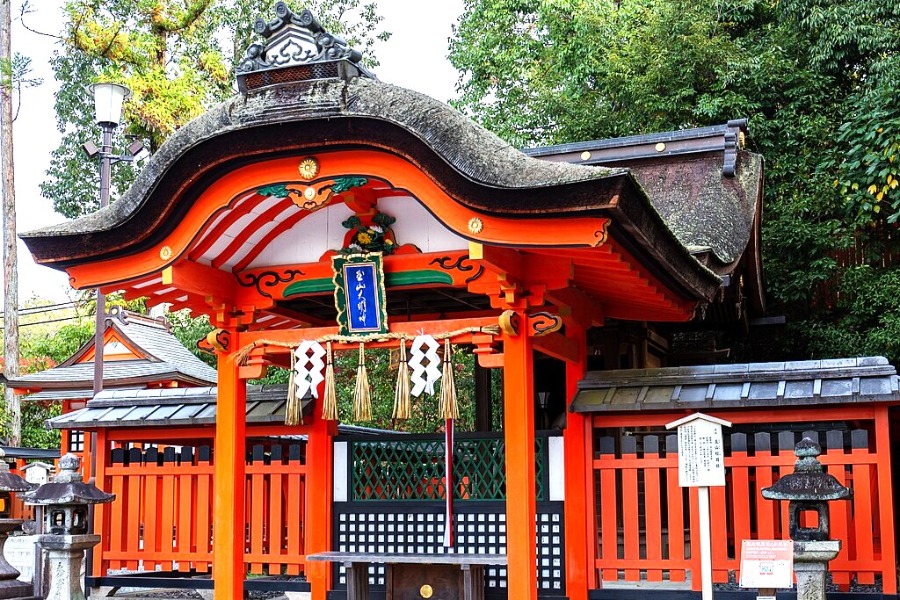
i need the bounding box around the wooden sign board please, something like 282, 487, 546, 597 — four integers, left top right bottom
667, 413, 728, 488
739, 539, 794, 589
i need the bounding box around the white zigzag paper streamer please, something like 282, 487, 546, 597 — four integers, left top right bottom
409, 335, 442, 397
293, 341, 326, 399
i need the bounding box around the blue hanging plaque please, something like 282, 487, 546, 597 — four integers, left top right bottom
332, 253, 388, 336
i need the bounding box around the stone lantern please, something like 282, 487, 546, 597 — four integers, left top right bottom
0, 450, 36, 599
761, 437, 852, 600
23, 453, 115, 600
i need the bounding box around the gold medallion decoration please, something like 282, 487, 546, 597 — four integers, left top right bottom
419, 584, 434, 599
468, 217, 484, 234
303, 187, 317, 200
298, 157, 319, 180
159, 246, 173, 261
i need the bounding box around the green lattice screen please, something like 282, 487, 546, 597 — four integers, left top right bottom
350, 436, 546, 501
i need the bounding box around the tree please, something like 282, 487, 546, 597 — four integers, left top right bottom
1, 0, 39, 446
449, 0, 900, 364
41, 0, 389, 219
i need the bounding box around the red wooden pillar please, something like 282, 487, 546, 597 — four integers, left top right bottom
875, 407, 897, 594
92, 428, 110, 578
213, 344, 247, 600
306, 402, 337, 600
503, 314, 537, 600
563, 323, 596, 599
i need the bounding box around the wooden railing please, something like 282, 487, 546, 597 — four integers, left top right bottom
95, 441, 306, 577
592, 410, 897, 593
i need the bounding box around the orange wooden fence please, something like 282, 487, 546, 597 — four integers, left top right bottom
95, 440, 306, 577
592, 409, 897, 593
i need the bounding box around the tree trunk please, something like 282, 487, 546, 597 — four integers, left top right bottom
1, 0, 21, 447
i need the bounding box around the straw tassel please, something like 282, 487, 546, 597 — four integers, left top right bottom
439, 338, 459, 420
353, 342, 372, 421
393, 341, 412, 420
285, 349, 302, 425
321, 342, 338, 421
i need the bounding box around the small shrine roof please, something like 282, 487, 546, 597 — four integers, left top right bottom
4, 309, 216, 392
571, 356, 900, 413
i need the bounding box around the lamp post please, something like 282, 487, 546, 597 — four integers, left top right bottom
87, 83, 130, 398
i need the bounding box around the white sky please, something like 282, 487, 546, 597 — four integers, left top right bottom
7, 0, 464, 305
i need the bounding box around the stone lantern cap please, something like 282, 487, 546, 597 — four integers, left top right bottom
22, 453, 114, 505
0, 449, 33, 493
761, 438, 851, 502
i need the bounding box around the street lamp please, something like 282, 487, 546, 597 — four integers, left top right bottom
85, 83, 133, 398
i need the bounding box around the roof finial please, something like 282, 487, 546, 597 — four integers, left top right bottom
236, 2, 374, 94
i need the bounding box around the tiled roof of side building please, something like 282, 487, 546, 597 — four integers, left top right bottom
571, 356, 900, 413
47, 385, 394, 435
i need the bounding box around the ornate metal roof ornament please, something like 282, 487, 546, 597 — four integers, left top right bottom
236, 2, 375, 93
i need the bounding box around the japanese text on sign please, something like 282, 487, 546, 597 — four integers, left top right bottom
739, 540, 793, 589
677, 419, 725, 487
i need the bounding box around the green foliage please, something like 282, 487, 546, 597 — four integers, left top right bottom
803, 266, 900, 361
450, 0, 900, 364
333, 346, 477, 433
166, 309, 216, 367
21, 402, 61, 449
20, 319, 94, 365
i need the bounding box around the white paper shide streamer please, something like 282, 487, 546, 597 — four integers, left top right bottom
292, 341, 326, 400
409, 334, 442, 396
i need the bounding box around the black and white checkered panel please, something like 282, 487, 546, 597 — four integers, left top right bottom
332, 503, 564, 595
537, 511, 564, 592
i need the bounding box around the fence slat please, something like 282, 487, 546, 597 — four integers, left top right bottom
596, 436, 619, 582
665, 434, 687, 583
195, 447, 212, 573
642, 436, 663, 582
620, 436, 640, 582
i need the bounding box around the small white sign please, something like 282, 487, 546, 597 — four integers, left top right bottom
666, 414, 728, 487
739, 539, 794, 589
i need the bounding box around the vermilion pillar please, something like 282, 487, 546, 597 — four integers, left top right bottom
503, 315, 537, 600
563, 323, 596, 599
213, 345, 247, 600
306, 404, 336, 600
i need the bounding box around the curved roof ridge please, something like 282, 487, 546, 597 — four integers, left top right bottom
24, 78, 628, 242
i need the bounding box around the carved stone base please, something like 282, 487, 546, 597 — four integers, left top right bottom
793, 540, 841, 600
38, 534, 100, 600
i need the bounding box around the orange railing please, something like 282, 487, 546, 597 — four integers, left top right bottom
95, 441, 306, 577
592, 408, 897, 593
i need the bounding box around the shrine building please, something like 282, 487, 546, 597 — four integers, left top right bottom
20, 5, 899, 600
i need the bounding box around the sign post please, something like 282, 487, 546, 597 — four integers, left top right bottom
666, 413, 731, 600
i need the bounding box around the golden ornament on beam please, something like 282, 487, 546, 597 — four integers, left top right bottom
298, 157, 320, 180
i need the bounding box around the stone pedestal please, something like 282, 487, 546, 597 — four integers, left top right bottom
37, 534, 100, 600
793, 540, 841, 600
